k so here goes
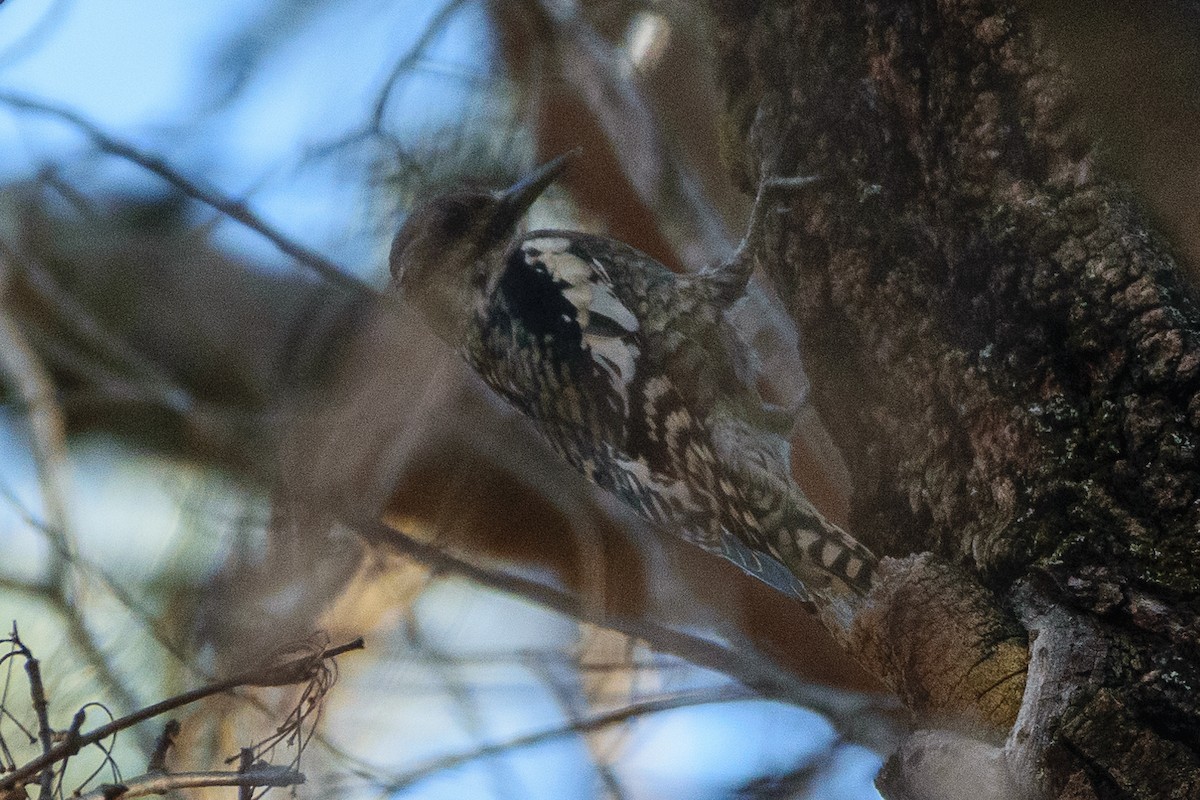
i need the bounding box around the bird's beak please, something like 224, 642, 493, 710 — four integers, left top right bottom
488, 149, 579, 238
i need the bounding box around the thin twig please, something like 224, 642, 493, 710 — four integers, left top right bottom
0, 482, 200, 672
0, 489, 385, 782
6, 631, 55, 800
0, 639, 363, 793
346, 515, 900, 748
236, 747, 254, 800
735, 745, 838, 799
0, 253, 75, 589
404, 624, 523, 800
371, 0, 471, 131
0, 293, 143, 751
0, 91, 369, 293
76, 766, 304, 800
45, 708, 87, 798
527, 0, 735, 260
145, 720, 179, 773
380, 687, 754, 793
67, 703, 120, 797
528, 654, 630, 800
6, 247, 194, 415
0, 0, 75, 71
54, 595, 148, 749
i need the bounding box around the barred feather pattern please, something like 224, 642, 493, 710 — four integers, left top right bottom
464, 232, 874, 604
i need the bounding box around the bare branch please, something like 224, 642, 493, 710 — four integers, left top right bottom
372, 0, 472, 131
0, 0, 76, 71
402, 625, 523, 800
0, 91, 369, 293
76, 766, 304, 800
8, 248, 194, 416
236, 748, 254, 800
0, 254, 75, 588
0, 639, 363, 794
145, 720, 179, 774
346, 515, 901, 749
0, 489, 380, 779
380, 687, 757, 794
528, 654, 630, 800
523, 0, 734, 261
3, 631, 55, 800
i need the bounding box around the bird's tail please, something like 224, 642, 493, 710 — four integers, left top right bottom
740, 469, 877, 604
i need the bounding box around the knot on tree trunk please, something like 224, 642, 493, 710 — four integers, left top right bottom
845, 553, 1029, 730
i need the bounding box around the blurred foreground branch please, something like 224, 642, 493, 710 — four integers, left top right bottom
1, 55, 902, 799
348, 514, 896, 745
0, 91, 366, 293
0, 251, 75, 587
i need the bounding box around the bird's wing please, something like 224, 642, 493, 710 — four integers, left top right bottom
473, 230, 668, 537
491, 233, 852, 600
497, 232, 664, 426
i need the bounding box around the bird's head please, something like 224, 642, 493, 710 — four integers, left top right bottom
389, 151, 576, 342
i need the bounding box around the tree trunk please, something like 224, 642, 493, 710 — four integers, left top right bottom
706, 0, 1200, 796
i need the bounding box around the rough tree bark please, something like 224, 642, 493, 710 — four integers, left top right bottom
706, 0, 1200, 797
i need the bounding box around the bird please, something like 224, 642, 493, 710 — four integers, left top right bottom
388, 152, 877, 612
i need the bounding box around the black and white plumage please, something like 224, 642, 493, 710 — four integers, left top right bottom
389, 153, 876, 609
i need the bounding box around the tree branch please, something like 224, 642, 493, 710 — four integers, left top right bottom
379, 687, 756, 794
77, 766, 303, 800
0, 639, 363, 794
371, 0, 472, 131
0, 254, 75, 588
346, 514, 900, 749
0, 91, 369, 293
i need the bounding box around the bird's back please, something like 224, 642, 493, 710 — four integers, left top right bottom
465, 231, 871, 600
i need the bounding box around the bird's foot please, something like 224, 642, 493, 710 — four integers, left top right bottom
739, 173, 823, 264
708, 173, 822, 305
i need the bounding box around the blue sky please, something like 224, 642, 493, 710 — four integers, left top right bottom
0, 0, 493, 276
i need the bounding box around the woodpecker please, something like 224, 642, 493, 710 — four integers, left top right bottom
388, 152, 876, 610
